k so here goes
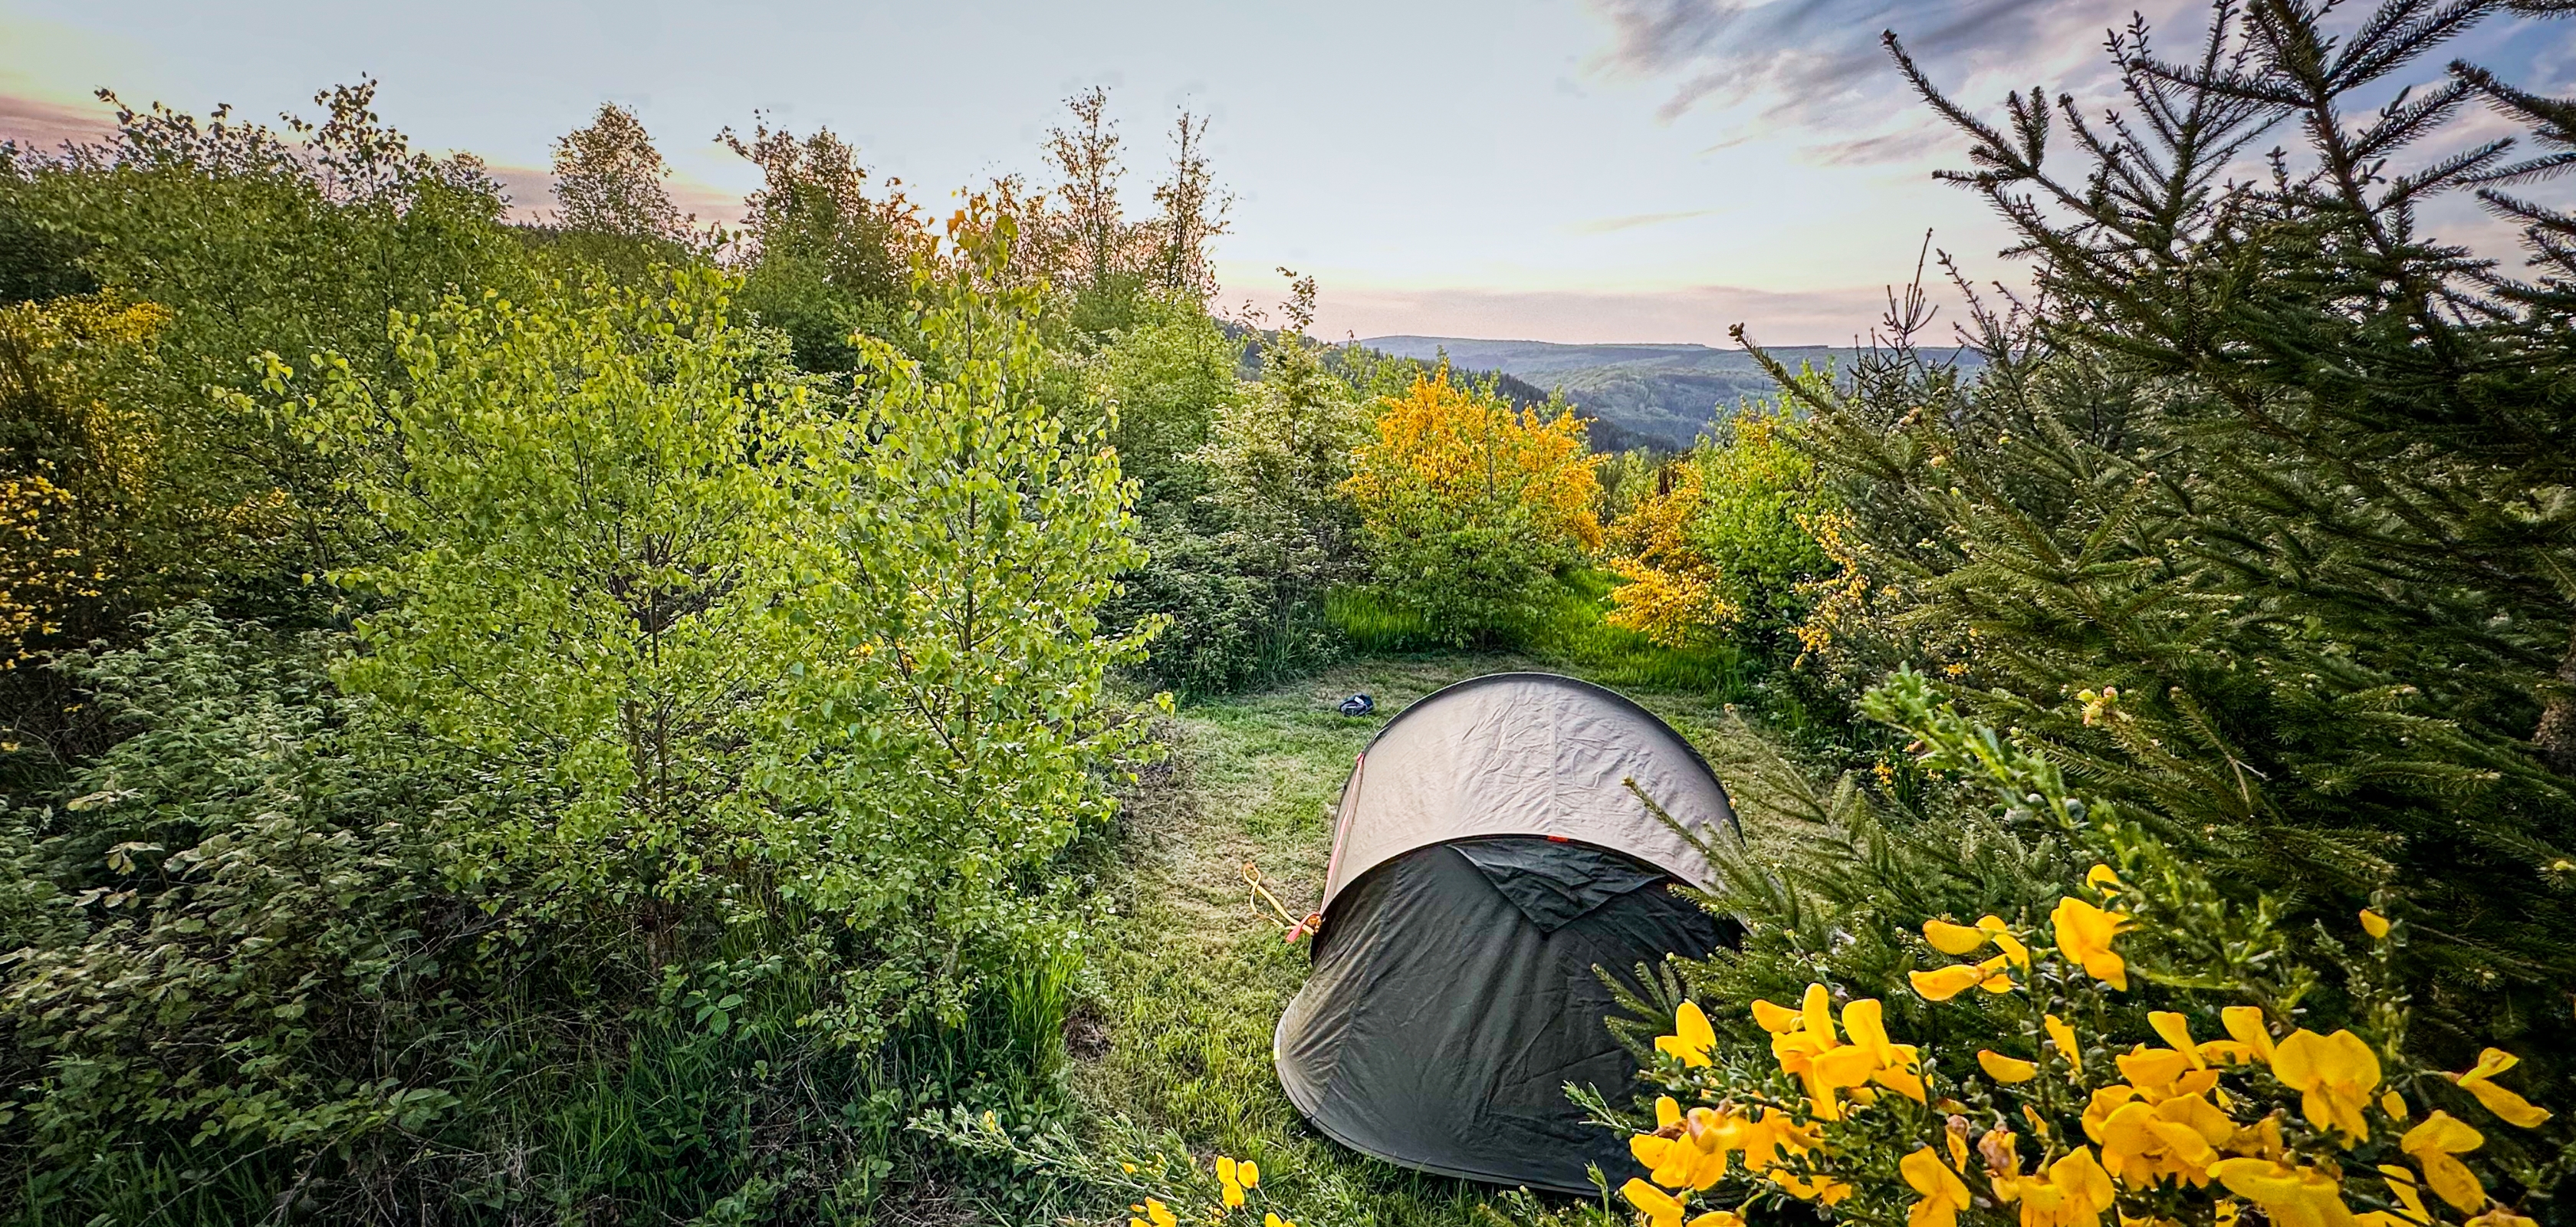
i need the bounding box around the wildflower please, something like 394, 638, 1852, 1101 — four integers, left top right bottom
2052, 896, 2132, 990
1658, 1001, 1716, 1067
1903, 1146, 1973, 1227
2223, 1117, 2285, 1162
2400, 1112, 2489, 1212
2361, 909, 2391, 939
1980, 915, 2033, 968
1993, 1145, 2118, 1227
1219, 1156, 1250, 1208
2380, 1091, 2410, 1123
1750, 997, 1799, 1033
1761, 990, 1923, 1117
2046, 1014, 2082, 1072
1625, 1178, 1690, 1227
1839, 997, 1927, 1102
1981, 1050, 2040, 1083
1924, 917, 1990, 955
2274, 1028, 2381, 1142
1770, 1169, 1855, 1205
2451, 1049, 2553, 1129
2210, 1159, 2363, 1227
1911, 955, 2013, 1001
1632, 1097, 1729, 1190
2220, 1007, 2275, 1064
1132, 1199, 1179, 1227
2371, 1163, 2435, 1227
2466, 1209, 2538, 1227
2096, 1096, 2230, 1189
2088, 864, 2125, 894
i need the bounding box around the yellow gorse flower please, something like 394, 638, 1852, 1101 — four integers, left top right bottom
2209, 1158, 2363, 1227
2451, 1048, 2553, 1129
1982, 1049, 2041, 1083
2272, 1028, 2382, 1142
2400, 1112, 2488, 1212
2046, 1013, 2083, 1073
2366, 1163, 2436, 1227
1751, 985, 1922, 1118
2052, 896, 2133, 991
1657, 1000, 1716, 1067
1903, 1146, 1973, 1227
1992, 1143, 2118, 1227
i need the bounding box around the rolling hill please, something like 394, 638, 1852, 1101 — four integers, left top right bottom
1358, 336, 1967, 450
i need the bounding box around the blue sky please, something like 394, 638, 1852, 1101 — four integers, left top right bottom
2, 0, 2567, 344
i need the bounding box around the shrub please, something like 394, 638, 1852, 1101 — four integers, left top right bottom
1615, 671, 2574, 1227
1345, 370, 1602, 646
1604, 406, 1834, 655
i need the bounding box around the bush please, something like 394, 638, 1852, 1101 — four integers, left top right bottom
1345, 370, 1602, 646
1604, 404, 1833, 656
1615, 671, 2574, 1227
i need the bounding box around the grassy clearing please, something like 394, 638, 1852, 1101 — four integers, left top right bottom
1068, 652, 1796, 1226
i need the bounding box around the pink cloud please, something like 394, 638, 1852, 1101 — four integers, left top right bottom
0, 91, 113, 153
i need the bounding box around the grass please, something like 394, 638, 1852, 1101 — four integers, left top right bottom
1066, 647, 1799, 1227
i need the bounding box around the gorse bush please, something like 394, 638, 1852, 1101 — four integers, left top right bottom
1615, 671, 2574, 1227
1346, 369, 1602, 646
1605, 403, 1834, 654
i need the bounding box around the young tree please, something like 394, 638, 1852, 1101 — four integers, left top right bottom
551, 102, 690, 243
762, 199, 1163, 1036
281, 270, 814, 941
1147, 110, 1229, 301
722, 119, 927, 373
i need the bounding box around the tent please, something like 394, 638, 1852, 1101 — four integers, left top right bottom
1273, 673, 1742, 1195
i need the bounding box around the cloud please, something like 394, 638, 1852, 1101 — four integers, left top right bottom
1568, 209, 1720, 233
1286, 279, 1981, 348
0, 91, 113, 153
1586, 0, 2196, 132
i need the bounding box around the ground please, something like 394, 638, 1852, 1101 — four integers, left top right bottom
1067, 653, 1789, 1227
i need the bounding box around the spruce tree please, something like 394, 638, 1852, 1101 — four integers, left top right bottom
1761, 0, 2576, 1076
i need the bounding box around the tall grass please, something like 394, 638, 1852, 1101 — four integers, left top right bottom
1324, 569, 1750, 696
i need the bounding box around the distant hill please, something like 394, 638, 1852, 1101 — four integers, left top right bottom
1359, 335, 1977, 450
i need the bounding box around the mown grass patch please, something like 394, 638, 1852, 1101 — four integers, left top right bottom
1064, 651, 1794, 1226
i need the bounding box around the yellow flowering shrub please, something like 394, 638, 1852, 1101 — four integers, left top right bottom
1611, 672, 2574, 1227
1603, 410, 1832, 651
1343, 369, 1602, 644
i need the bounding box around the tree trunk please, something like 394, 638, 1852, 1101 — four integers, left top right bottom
2535, 622, 2576, 776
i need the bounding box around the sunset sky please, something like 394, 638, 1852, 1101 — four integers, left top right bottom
3, 0, 2565, 344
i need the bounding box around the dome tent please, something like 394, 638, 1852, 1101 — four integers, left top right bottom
1273, 673, 1741, 1195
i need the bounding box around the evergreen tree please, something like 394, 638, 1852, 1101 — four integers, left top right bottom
1766, 0, 2576, 1075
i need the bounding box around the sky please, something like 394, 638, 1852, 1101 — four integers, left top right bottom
2, 0, 2568, 345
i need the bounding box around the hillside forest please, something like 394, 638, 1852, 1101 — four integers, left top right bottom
5, 0, 2576, 1225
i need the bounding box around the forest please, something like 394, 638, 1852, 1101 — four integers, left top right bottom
2, 0, 2576, 1223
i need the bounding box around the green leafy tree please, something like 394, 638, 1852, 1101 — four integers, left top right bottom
723, 119, 928, 375
764, 200, 1164, 1036
281, 268, 813, 939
